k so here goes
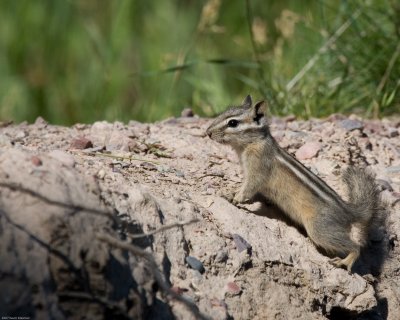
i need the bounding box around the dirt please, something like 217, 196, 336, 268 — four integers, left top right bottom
0, 113, 399, 319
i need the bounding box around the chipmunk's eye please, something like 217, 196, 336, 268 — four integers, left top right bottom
227, 119, 239, 128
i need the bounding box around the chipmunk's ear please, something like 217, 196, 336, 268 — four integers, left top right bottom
242, 95, 252, 109
253, 100, 267, 123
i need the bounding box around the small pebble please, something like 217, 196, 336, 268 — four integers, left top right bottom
328, 114, 347, 121
364, 122, 382, 133
175, 170, 185, 178
15, 130, 27, 139
97, 169, 106, 179
225, 282, 241, 296
34, 116, 48, 126
31, 156, 42, 166
190, 270, 203, 290
339, 119, 364, 131
140, 162, 157, 171
181, 108, 194, 117
185, 256, 205, 274
158, 165, 171, 173
295, 142, 322, 160
283, 114, 296, 122
387, 128, 399, 138
232, 234, 252, 253
70, 137, 93, 149
73, 123, 89, 130
287, 122, 300, 131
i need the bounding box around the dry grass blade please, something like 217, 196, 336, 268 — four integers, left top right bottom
128, 218, 199, 239
73, 150, 161, 165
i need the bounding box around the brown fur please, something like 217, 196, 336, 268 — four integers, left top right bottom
266, 162, 318, 226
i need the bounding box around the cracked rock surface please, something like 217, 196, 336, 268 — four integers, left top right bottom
0, 114, 399, 319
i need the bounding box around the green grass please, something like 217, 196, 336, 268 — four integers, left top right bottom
0, 0, 398, 125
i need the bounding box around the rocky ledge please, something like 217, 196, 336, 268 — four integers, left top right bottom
0, 114, 399, 319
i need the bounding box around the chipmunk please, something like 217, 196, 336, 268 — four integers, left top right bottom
206, 95, 382, 271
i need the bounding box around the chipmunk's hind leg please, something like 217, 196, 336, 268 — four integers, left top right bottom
329, 249, 360, 272
307, 213, 360, 272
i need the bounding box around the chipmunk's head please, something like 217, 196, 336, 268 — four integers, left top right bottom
206, 95, 270, 149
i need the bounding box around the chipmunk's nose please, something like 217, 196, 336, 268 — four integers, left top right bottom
206, 128, 212, 138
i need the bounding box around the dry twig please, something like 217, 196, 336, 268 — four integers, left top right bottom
97, 233, 210, 320
0, 182, 115, 221
128, 218, 199, 239
73, 150, 161, 165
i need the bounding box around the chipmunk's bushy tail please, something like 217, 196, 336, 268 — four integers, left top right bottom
343, 167, 382, 241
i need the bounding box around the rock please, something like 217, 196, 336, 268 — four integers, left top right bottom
15, 130, 28, 139
73, 123, 89, 130
0, 149, 155, 320
185, 256, 205, 274
364, 122, 382, 133
328, 113, 347, 121
181, 108, 194, 117
31, 156, 42, 166
283, 115, 296, 122
387, 128, 399, 138
287, 121, 300, 131
214, 249, 228, 263
0, 116, 399, 320
34, 116, 48, 126
0, 120, 13, 128
340, 119, 364, 131
175, 170, 185, 178
140, 162, 157, 171
225, 281, 241, 296
232, 234, 252, 254
70, 137, 93, 149
295, 142, 322, 160
97, 169, 106, 179
189, 269, 203, 290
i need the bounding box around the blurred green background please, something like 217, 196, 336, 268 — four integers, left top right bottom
0, 0, 399, 125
